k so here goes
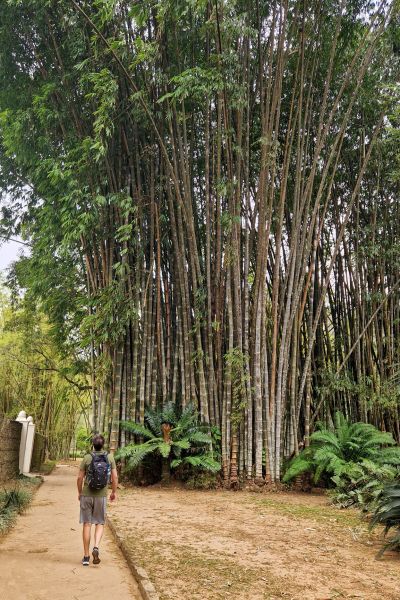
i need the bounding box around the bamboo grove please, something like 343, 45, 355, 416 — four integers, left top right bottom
0, 0, 399, 482
0, 283, 91, 456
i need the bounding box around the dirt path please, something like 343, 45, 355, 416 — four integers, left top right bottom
0, 463, 140, 600
110, 486, 400, 600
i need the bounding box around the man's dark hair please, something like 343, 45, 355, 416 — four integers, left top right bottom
92, 434, 105, 451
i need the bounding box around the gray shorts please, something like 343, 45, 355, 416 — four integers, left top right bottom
79, 496, 107, 525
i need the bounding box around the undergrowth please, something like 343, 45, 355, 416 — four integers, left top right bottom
37, 460, 57, 475
0, 478, 40, 535
184, 471, 219, 490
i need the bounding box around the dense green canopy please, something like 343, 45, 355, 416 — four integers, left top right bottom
0, 0, 399, 480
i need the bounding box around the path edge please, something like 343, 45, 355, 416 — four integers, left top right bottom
107, 516, 160, 600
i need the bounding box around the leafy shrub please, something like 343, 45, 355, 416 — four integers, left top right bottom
1, 488, 31, 511
283, 412, 400, 487
116, 403, 221, 480
370, 483, 400, 556
330, 460, 398, 510
0, 488, 31, 534
76, 427, 92, 455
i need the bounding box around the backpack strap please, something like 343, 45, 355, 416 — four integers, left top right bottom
86, 453, 95, 476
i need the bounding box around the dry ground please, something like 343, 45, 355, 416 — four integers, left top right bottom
109, 485, 399, 600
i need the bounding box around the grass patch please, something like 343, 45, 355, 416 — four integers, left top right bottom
17, 474, 43, 485
1, 488, 31, 510
0, 476, 42, 536
0, 505, 17, 534
249, 496, 361, 527
0, 488, 32, 535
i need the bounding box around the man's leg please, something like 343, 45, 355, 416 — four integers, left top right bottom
94, 524, 104, 548
83, 523, 91, 556
92, 497, 106, 564
92, 525, 104, 564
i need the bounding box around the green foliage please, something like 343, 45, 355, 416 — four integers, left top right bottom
0, 0, 399, 488
158, 67, 223, 104
283, 412, 400, 488
330, 460, 399, 511
0, 285, 91, 457
81, 280, 138, 345
117, 403, 221, 477
0, 487, 32, 535
76, 427, 92, 454
370, 483, 400, 556
210, 425, 222, 463
83, 68, 118, 159
1, 488, 30, 511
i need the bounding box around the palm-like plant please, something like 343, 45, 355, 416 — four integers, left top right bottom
116, 403, 220, 481
370, 483, 400, 556
283, 412, 400, 484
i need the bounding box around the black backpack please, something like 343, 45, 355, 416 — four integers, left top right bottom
86, 452, 110, 490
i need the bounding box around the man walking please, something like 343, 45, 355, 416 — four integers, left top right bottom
77, 434, 118, 566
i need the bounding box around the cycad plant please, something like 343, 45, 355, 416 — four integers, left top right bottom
370, 483, 400, 556
283, 412, 400, 485
116, 403, 220, 482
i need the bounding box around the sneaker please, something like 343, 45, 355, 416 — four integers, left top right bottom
82, 556, 90, 566
92, 547, 100, 565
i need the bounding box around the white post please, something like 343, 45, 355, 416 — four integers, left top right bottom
16, 410, 28, 474
15, 411, 36, 475
22, 417, 35, 475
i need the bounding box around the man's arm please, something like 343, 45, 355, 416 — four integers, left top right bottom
110, 468, 118, 502
77, 470, 85, 501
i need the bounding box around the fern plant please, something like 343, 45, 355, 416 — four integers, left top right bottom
283, 412, 400, 486
116, 403, 220, 481
370, 483, 400, 556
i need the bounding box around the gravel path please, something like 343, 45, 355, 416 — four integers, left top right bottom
0, 463, 140, 600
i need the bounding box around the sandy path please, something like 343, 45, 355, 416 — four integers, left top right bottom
0, 463, 140, 600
